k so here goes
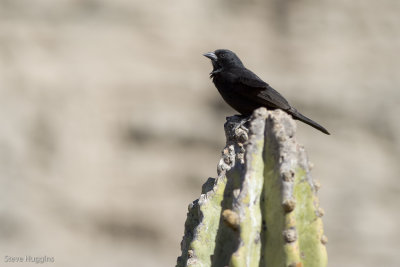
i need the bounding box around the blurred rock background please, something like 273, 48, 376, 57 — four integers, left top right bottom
0, 0, 399, 266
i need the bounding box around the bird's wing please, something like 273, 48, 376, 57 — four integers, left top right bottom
236, 69, 269, 88
236, 68, 291, 110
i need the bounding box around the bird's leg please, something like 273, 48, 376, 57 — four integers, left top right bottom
225, 114, 251, 144
232, 115, 251, 133
231, 115, 251, 144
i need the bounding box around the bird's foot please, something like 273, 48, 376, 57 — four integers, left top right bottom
225, 114, 251, 143
231, 115, 251, 143
232, 115, 251, 133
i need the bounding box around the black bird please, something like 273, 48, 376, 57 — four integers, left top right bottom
203, 49, 330, 135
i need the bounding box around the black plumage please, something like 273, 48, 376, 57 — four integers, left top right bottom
203, 49, 330, 135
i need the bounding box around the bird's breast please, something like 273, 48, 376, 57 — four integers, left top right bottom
212, 75, 262, 115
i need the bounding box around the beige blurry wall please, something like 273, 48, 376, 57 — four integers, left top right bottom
0, 0, 399, 266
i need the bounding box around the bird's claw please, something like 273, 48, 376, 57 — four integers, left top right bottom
232, 115, 250, 132
231, 116, 251, 143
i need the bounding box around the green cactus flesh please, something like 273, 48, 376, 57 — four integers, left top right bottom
177, 108, 327, 267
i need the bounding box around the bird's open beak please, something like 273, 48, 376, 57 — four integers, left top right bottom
203, 52, 217, 61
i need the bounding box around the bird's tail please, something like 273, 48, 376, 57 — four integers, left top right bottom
288, 108, 330, 135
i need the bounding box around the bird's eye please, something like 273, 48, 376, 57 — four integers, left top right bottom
220, 54, 225, 58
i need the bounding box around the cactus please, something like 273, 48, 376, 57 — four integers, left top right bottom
176, 107, 327, 267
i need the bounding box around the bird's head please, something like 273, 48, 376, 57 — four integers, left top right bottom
203, 49, 244, 76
